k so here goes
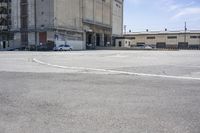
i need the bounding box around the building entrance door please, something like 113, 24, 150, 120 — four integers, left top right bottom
39, 32, 47, 45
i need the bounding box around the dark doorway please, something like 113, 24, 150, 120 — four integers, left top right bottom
104, 34, 108, 46
119, 41, 122, 47
96, 34, 100, 46
3, 41, 6, 49
178, 42, 188, 49
86, 33, 92, 44
156, 42, 166, 48
21, 32, 28, 46
86, 33, 94, 49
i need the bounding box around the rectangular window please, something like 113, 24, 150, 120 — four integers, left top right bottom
167, 36, 177, 39
190, 36, 198, 39
147, 37, 155, 39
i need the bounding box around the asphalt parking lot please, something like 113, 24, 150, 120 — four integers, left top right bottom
0, 50, 200, 133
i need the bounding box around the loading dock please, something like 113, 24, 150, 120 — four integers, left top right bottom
166, 44, 178, 49
178, 42, 188, 49
189, 45, 199, 49
156, 42, 166, 48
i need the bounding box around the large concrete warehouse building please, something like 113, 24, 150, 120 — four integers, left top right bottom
0, 0, 13, 50
116, 30, 200, 49
10, 0, 124, 50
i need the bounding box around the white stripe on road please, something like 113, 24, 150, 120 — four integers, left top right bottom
33, 58, 200, 81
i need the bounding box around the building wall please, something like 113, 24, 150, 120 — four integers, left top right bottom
145, 36, 156, 46
83, 0, 112, 26
156, 35, 167, 43
12, 0, 54, 30
117, 32, 200, 49
10, 0, 124, 50
188, 34, 200, 45
54, 0, 82, 30
35, 0, 54, 29
112, 0, 123, 36
11, 0, 20, 31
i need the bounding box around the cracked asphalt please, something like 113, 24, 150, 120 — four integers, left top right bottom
0, 50, 200, 133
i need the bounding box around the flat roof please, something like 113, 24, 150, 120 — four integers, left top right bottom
124, 30, 200, 36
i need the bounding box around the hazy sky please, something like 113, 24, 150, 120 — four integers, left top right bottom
124, 0, 200, 32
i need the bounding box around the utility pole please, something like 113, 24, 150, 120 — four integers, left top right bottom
34, 0, 37, 51
184, 21, 187, 43
124, 25, 127, 34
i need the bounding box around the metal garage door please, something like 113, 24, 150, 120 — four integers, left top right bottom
156, 42, 166, 48
189, 45, 199, 49
178, 42, 188, 49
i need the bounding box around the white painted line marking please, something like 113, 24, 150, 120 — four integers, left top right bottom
33, 58, 200, 81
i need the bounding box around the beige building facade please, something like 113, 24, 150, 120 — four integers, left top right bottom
11, 0, 124, 50
116, 31, 200, 49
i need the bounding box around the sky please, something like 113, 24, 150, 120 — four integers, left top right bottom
124, 0, 200, 32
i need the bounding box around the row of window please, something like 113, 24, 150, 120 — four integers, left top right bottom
116, 3, 121, 8
122, 41, 200, 48
130, 36, 200, 40
190, 36, 200, 39
0, 0, 11, 3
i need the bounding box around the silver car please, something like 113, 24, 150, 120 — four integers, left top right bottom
53, 44, 73, 51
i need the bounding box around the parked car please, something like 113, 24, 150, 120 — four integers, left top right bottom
37, 45, 49, 51
133, 44, 153, 50
53, 44, 73, 51
144, 45, 153, 50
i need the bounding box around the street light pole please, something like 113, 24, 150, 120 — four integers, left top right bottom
34, 0, 37, 51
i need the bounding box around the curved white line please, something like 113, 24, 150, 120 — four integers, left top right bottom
33, 58, 200, 81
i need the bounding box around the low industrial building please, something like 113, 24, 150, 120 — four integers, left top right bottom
10, 0, 124, 50
115, 30, 200, 49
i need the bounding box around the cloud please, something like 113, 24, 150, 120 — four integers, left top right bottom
158, 0, 200, 20
172, 7, 200, 20
161, 0, 195, 11
124, 0, 200, 31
